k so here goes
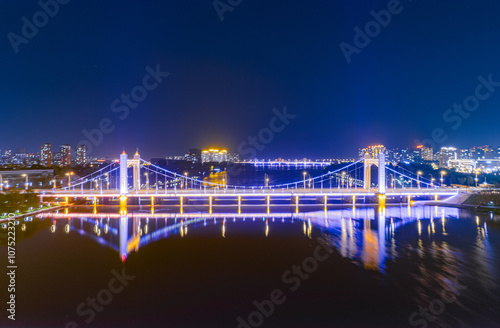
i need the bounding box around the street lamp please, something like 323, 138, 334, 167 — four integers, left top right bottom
0, 174, 3, 192
65, 172, 74, 187
21, 174, 29, 190
417, 171, 422, 189
431, 177, 435, 188
184, 172, 188, 190
145, 173, 150, 191
303, 171, 307, 190
265, 173, 269, 188
440, 171, 446, 186
475, 170, 479, 187
105, 173, 109, 190
341, 171, 346, 188
52, 179, 56, 190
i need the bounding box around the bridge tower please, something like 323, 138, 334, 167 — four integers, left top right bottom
363, 153, 376, 189
132, 149, 141, 191
363, 151, 386, 194
119, 151, 128, 194
378, 152, 386, 194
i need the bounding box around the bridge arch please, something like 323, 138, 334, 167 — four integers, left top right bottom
363, 152, 386, 194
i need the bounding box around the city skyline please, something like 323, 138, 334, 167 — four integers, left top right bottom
2, 141, 500, 170
2, 139, 500, 160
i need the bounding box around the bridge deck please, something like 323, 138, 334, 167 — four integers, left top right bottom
36, 188, 461, 198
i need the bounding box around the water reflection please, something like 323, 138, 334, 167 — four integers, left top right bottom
32, 205, 476, 273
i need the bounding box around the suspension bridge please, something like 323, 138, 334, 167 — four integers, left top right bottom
37, 150, 465, 208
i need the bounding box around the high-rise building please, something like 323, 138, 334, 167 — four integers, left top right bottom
359, 145, 386, 159
481, 145, 494, 159
76, 145, 87, 166
400, 148, 409, 162
12, 148, 26, 165
495, 146, 500, 159
470, 146, 485, 160
201, 149, 228, 163
417, 145, 434, 161
40, 143, 52, 167
437, 147, 457, 167
60, 144, 71, 166
459, 148, 471, 159
227, 152, 240, 162
184, 148, 201, 163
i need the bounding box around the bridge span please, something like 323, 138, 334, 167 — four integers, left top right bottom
35, 150, 469, 207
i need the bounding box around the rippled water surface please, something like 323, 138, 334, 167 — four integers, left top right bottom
1, 205, 499, 328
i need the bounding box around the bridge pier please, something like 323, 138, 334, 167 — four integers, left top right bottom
377, 193, 386, 205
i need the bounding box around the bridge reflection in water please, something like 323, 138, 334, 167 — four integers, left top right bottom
37, 205, 461, 272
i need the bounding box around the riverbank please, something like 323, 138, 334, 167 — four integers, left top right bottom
0, 205, 65, 223
415, 190, 500, 212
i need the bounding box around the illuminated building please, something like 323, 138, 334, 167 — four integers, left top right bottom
12, 148, 26, 165
470, 147, 483, 160
60, 144, 71, 166
417, 145, 434, 161
201, 148, 228, 163
460, 148, 471, 159
437, 147, 457, 168
184, 148, 201, 163
480, 145, 494, 159
227, 152, 239, 162
76, 144, 87, 166
40, 143, 52, 167
359, 145, 386, 160
448, 159, 476, 173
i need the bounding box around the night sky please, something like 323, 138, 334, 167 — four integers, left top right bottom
1, 0, 500, 159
